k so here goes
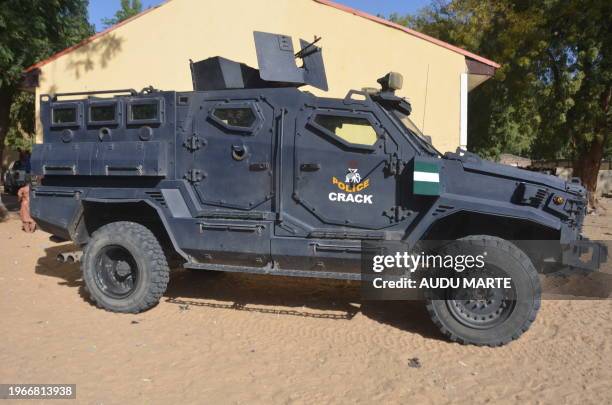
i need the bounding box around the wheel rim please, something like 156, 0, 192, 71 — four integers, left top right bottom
446, 266, 516, 329
93, 245, 139, 299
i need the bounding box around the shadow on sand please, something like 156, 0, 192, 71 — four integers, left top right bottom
35, 244, 444, 341
1, 192, 20, 213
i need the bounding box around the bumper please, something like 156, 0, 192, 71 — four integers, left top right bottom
561, 238, 608, 271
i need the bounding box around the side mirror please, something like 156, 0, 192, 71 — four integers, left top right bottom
421, 134, 433, 144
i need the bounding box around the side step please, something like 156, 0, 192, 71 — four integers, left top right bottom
183, 262, 361, 281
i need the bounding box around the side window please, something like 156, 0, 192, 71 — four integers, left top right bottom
209, 102, 262, 133
312, 114, 378, 148
51, 104, 80, 127
132, 103, 157, 120
88, 101, 118, 125
213, 108, 256, 128
127, 99, 163, 125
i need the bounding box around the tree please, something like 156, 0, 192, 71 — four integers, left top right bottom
538, 0, 611, 204
0, 0, 94, 174
389, 0, 611, 203
5, 91, 35, 152
102, 0, 143, 28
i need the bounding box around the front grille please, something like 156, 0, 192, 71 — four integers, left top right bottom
515, 183, 548, 208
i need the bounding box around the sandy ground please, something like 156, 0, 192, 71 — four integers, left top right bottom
1, 193, 611, 404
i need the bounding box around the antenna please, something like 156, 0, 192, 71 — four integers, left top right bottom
421, 64, 430, 133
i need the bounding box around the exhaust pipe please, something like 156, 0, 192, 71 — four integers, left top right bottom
56, 251, 83, 264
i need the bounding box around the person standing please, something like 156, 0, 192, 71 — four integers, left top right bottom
18, 184, 35, 232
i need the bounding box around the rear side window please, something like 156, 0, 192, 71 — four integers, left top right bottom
313, 114, 378, 147
212, 107, 256, 128
209, 102, 262, 134
91, 104, 116, 122
87, 100, 119, 126
131, 103, 158, 121
127, 99, 163, 125
52, 106, 77, 125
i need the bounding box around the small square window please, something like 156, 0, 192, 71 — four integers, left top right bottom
131, 103, 158, 121
90, 104, 116, 123
53, 107, 77, 125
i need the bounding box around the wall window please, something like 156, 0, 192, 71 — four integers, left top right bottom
212, 107, 256, 128
313, 114, 378, 146
52, 106, 77, 125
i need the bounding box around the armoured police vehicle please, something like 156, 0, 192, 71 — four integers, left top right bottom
30, 32, 605, 346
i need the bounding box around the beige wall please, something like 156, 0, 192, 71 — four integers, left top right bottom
35, 0, 468, 153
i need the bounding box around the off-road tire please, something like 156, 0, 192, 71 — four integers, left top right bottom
81, 221, 170, 313
425, 235, 541, 346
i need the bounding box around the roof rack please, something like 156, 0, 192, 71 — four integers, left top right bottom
42, 89, 138, 102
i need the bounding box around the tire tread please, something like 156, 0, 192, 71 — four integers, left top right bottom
425, 235, 541, 347
82, 221, 170, 313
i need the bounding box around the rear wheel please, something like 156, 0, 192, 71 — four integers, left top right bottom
425, 235, 541, 346
81, 221, 170, 313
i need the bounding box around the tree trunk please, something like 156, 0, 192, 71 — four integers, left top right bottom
0, 88, 15, 182
0, 89, 6, 218
0, 198, 6, 221
573, 136, 605, 208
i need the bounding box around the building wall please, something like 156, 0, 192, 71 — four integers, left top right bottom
34, 0, 468, 153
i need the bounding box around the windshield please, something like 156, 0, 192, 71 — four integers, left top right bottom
389, 111, 443, 157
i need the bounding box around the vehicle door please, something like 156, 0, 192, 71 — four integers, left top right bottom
288, 103, 401, 233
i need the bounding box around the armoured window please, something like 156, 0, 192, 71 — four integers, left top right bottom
90, 104, 116, 123
131, 103, 158, 121
313, 115, 377, 146
127, 98, 163, 125
212, 107, 256, 128
52, 107, 77, 125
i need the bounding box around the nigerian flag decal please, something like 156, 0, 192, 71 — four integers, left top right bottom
413, 159, 441, 196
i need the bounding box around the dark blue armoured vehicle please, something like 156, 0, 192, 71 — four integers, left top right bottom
30, 32, 605, 346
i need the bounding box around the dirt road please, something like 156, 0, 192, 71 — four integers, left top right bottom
1, 194, 611, 404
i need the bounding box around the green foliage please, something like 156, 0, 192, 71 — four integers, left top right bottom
0, 0, 93, 161
5, 91, 35, 152
389, 0, 611, 167
0, 0, 94, 89
101, 0, 143, 29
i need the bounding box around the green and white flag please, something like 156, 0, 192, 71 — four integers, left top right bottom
413, 160, 440, 196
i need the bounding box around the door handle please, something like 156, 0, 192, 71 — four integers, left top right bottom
300, 163, 321, 172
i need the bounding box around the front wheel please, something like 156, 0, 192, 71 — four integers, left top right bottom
81, 221, 170, 313
425, 236, 541, 346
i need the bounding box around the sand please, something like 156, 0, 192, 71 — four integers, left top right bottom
0, 195, 611, 404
